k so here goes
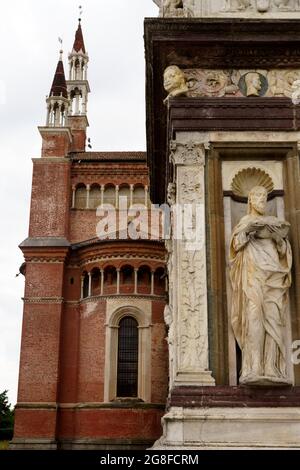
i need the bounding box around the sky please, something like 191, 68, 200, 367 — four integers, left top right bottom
0, 0, 158, 406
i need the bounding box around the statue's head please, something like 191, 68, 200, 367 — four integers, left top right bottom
247, 185, 268, 215
164, 65, 186, 94
245, 72, 262, 97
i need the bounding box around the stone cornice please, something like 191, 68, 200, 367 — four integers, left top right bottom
69, 254, 166, 269
32, 157, 70, 164
78, 294, 167, 304
23, 297, 64, 304
16, 402, 165, 410
145, 18, 300, 203
38, 126, 72, 142
19, 237, 70, 262
69, 239, 166, 267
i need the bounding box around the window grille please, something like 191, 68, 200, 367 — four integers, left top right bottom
117, 317, 138, 397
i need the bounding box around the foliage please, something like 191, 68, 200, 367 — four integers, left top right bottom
0, 441, 9, 450
0, 390, 14, 441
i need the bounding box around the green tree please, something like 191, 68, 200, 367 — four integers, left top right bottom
0, 390, 14, 440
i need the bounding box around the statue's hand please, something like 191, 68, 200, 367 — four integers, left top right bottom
271, 232, 283, 245
255, 227, 271, 239
246, 230, 257, 240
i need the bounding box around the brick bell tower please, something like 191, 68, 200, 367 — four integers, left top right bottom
11, 19, 168, 450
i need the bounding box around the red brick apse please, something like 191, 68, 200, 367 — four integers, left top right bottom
12, 20, 168, 450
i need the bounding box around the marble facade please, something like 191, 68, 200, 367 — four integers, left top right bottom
153, 130, 300, 448
154, 0, 300, 18
147, 5, 300, 449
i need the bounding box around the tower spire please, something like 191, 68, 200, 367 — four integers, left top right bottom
49, 50, 68, 99
73, 19, 86, 54
46, 50, 69, 127
66, 18, 90, 151
68, 19, 89, 84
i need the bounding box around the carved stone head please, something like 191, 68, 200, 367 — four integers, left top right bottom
163, 65, 188, 101
256, 0, 270, 12
247, 185, 268, 215
245, 72, 262, 96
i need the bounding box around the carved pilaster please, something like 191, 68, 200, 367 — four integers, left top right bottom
166, 140, 215, 387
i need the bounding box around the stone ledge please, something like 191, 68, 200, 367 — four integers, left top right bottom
9, 439, 57, 450
15, 402, 165, 410
60, 438, 153, 450
169, 385, 300, 407
19, 237, 70, 248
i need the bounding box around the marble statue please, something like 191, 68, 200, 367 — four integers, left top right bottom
163, 66, 189, 103
245, 72, 262, 96
229, 185, 292, 386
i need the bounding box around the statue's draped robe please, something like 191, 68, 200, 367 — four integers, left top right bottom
229, 215, 292, 380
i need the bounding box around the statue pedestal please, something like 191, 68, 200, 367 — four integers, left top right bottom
154, 406, 300, 449
152, 386, 300, 449
174, 370, 215, 386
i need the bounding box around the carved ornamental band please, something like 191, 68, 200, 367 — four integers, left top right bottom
163, 67, 300, 100
154, 0, 300, 18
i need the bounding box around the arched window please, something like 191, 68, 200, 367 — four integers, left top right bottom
70, 87, 83, 115
104, 306, 151, 402
119, 185, 130, 209
103, 185, 115, 206
82, 272, 89, 298
137, 265, 151, 294
89, 184, 101, 209
154, 267, 166, 295
75, 184, 87, 209
121, 265, 134, 284
91, 268, 101, 296
103, 266, 117, 295
117, 317, 139, 397
133, 185, 145, 206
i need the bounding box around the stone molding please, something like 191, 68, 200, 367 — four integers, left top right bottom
68, 254, 166, 268
16, 402, 165, 410
23, 297, 64, 304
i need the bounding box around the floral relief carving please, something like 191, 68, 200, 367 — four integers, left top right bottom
180, 171, 203, 204
182, 68, 300, 98
170, 141, 205, 166
229, 0, 294, 12
154, 0, 298, 18
180, 249, 208, 370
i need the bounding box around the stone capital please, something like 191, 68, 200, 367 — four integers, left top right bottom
170, 141, 206, 166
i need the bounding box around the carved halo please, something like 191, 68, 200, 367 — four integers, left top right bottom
231, 167, 274, 198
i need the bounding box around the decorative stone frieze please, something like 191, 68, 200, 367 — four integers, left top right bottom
171, 68, 300, 98
154, 0, 300, 18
